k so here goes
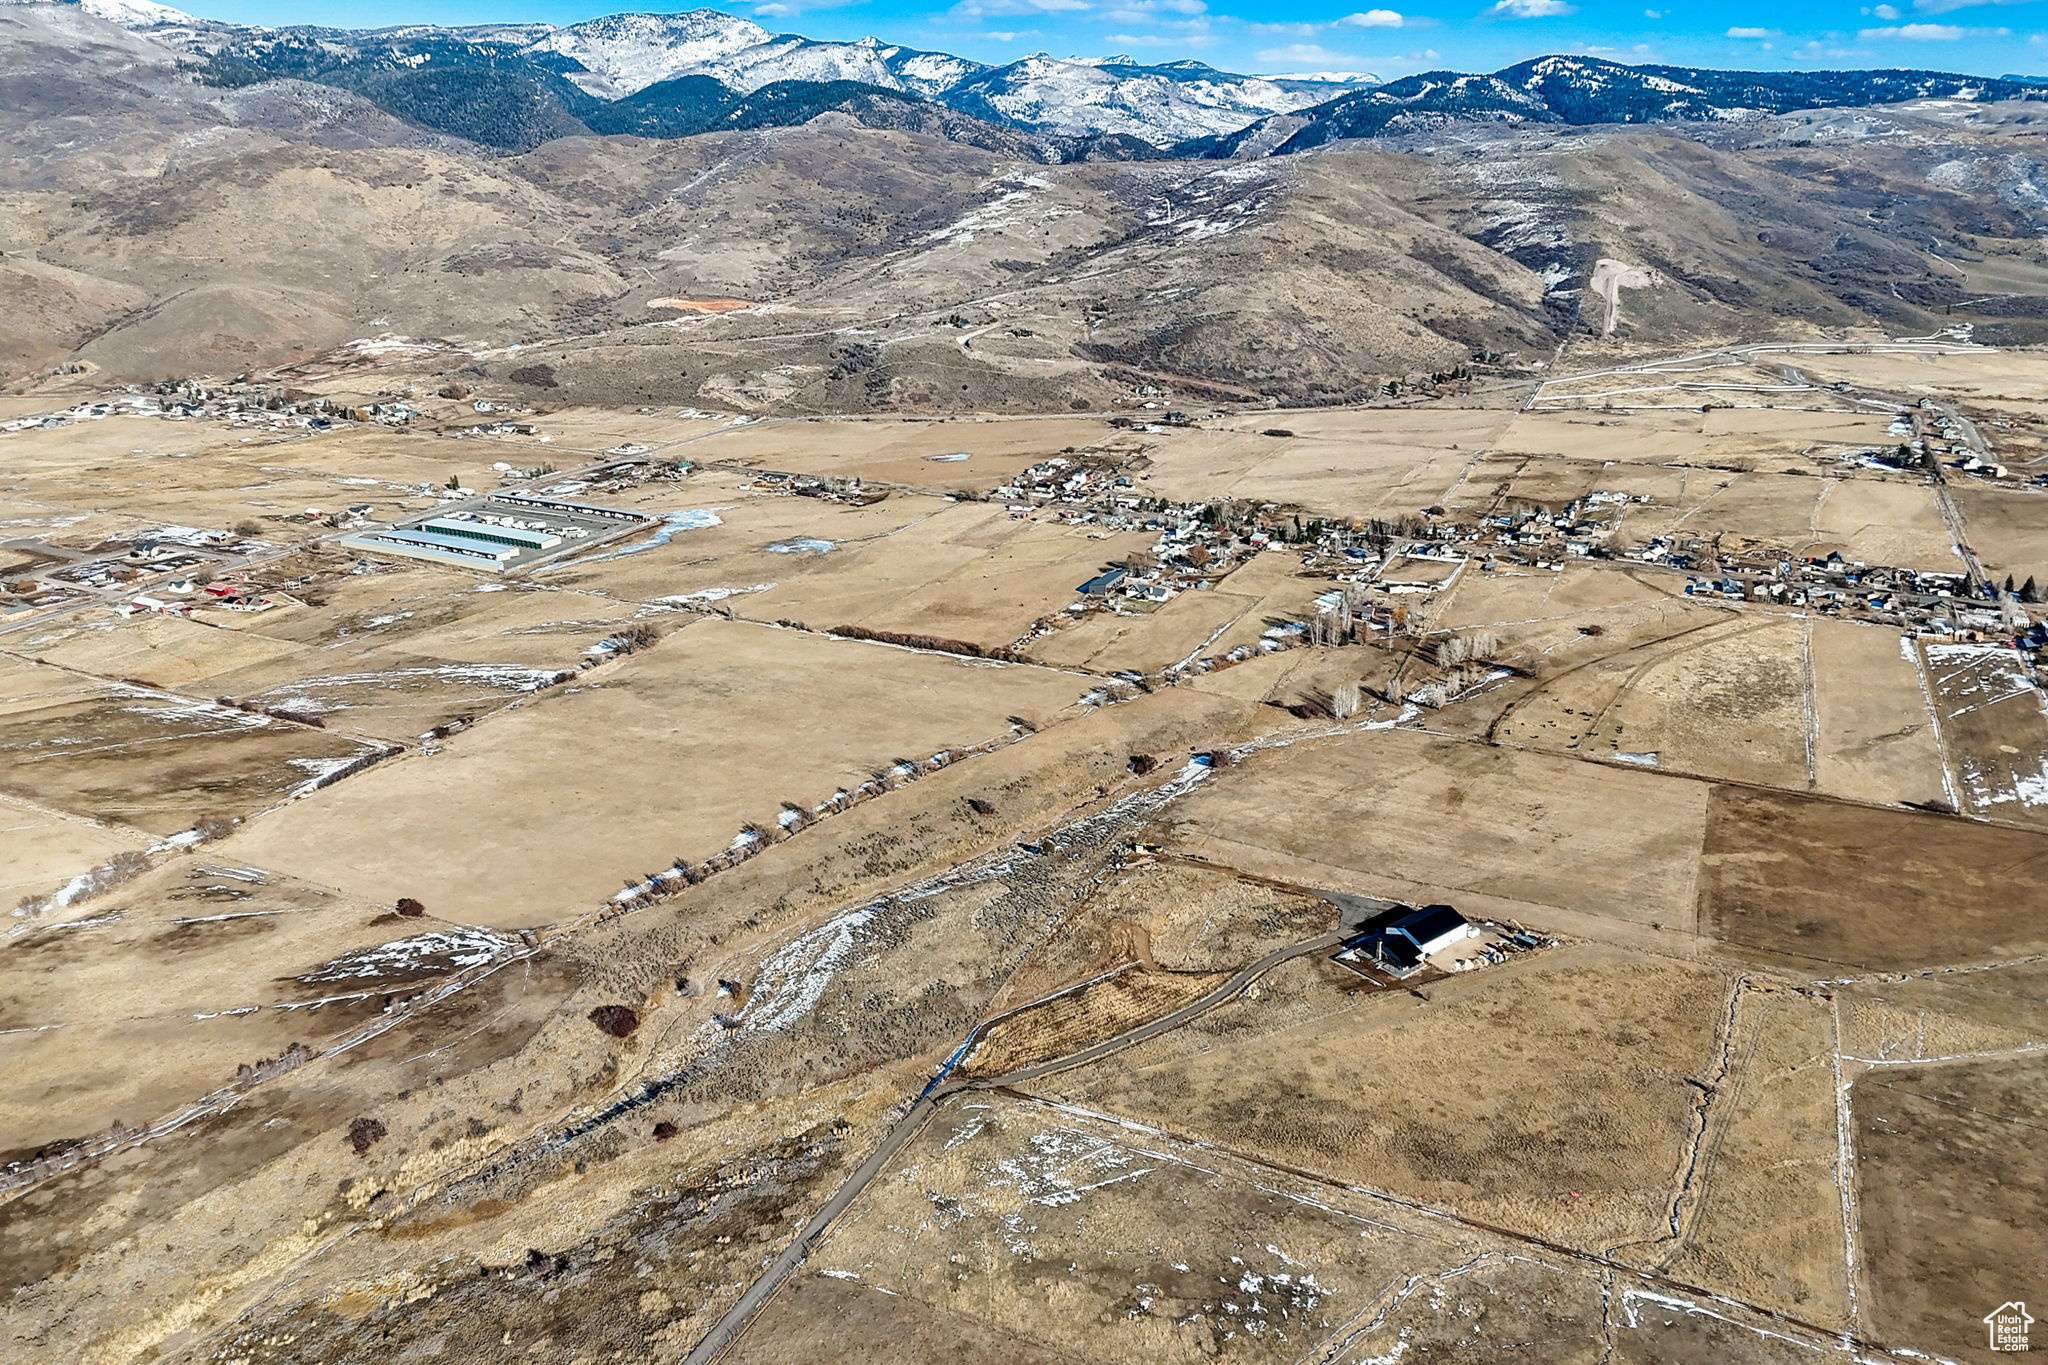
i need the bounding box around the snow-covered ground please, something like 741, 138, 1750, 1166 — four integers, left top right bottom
297, 925, 523, 984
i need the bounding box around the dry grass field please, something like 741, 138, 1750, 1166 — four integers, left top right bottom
0, 420, 514, 534
0, 663, 378, 834
1913, 640, 2048, 826
959, 965, 1228, 1077
767, 1089, 1619, 1365
1787, 349, 2048, 417
224, 616, 1095, 924
1138, 413, 1491, 518
1656, 986, 1849, 1326
1035, 945, 1733, 1252
0, 794, 146, 907
1438, 575, 1952, 804
1856, 1054, 2048, 1364
1164, 726, 1712, 932
1027, 583, 1257, 672
1600, 470, 1959, 569
1810, 622, 1951, 806
674, 413, 1130, 491
1697, 786, 2048, 970
1950, 486, 2048, 587
1495, 613, 1810, 786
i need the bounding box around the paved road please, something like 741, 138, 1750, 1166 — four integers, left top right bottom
678, 928, 1349, 1365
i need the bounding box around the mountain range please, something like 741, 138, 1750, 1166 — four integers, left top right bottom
3, 0, 2046, 410
19, 0, 2040, 154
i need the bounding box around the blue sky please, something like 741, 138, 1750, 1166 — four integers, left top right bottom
188, 0, 2048, 78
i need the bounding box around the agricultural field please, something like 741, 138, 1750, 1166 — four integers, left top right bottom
224, 616, 1097, 924
1856, 1054, 2048, 1364
1787, 347, 2048, 418
0, 658, 380, 835
1950, 486, 2048, 587
1139, 409, 1499, 517
1162, 726, 1713, 933
1912, 640, 2048, 824
1697, 786, 2048, 970
671, 412, 1129, 491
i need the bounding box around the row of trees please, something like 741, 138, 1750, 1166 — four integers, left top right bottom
824, 623, 1032, 663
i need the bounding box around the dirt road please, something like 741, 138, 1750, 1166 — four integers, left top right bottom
679, 928, 1348, 1364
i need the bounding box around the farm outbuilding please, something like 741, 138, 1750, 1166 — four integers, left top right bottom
339, 493, 651, 573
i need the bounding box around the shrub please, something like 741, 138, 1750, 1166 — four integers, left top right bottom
347, 1117, 387, 1155
192, 813, 237, 842
588, 1005, 640, 1038
395, 897, 426, 917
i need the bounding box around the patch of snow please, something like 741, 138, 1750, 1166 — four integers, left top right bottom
298, 926, 521, 983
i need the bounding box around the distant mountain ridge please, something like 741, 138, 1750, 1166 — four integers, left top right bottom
28, 0, 1360, 146
8, 0, 2038, 157
1196, 54, 2044, 156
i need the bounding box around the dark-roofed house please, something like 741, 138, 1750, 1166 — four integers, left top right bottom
1390, 904, 1477, 959
1338, 903, 1478, 977
1077, 567, 1129, 597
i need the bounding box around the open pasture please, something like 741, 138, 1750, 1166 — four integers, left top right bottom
1036, 945, 1734, 1255
1951, 486, 2048, 587
1698, 785, 2048, 969
678, 412, 1129, 490
1163, 726, 1711, 932
777, 1089, 1494, 1365
1914, 640, 2048, 825
1856, 1054, 2048, 1364
1787, 347, 2048, 417
224, 616, 1097, 924
0, 661, 379, 834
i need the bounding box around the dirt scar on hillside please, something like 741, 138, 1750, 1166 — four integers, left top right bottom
1589, 258, 1662, 338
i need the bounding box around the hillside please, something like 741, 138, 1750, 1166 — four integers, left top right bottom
4, 1, 2047, 406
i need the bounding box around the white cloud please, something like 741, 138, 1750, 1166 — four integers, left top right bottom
1643, 7, 1662, 14
1339, 8, 1408, 26
1865, 3, 1903, 17
1102, 0, 1207, 16
1915, 0, 2048, 13
950, 0, 1090, 17
1726, 25, 1780, 35
1256, 42, 1362, 63
1858, 20, 2008, 34
1490, 0, 1576, 17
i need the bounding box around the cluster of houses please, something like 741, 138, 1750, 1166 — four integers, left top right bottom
0, 521, 294, 621
1247, 471, 2046, 653
118, 571, 284, 617
37, 381, 426, 433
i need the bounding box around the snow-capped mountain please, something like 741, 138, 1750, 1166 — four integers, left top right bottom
42, 0, 193, 25
22, 0, 1365, 146
1267, 70, 1383, 85
518, 12, 1337, 138
1199, 54, 2047, 156
525, 10, 769, 97
947, 54, 1346, 143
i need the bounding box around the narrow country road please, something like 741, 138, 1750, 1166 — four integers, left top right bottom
678, 928, 1350, 1364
